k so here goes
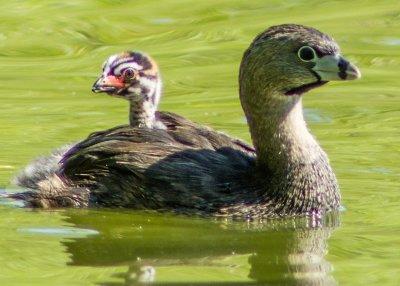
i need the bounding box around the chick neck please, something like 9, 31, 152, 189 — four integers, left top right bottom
129, 97, 156, 128
128, 78, 162, 128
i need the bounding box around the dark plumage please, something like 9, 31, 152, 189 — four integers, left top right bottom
11, 24, 361, 218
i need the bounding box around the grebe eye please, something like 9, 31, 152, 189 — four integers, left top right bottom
297, 46, 317, 62
123, 68, 136, 79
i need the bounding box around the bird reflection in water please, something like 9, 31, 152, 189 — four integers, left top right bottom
61, 211, 339, 285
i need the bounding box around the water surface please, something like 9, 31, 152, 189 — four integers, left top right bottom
0, 0, 399, 285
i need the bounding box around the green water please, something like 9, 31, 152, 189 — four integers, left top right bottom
0, 0, 399, 285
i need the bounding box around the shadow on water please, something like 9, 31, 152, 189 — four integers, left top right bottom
62, 210, 340, 285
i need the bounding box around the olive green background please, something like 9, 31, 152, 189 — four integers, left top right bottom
0, 1, 399, 285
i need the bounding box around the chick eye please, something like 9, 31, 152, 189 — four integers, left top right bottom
297, 46, 317, 62
122, 68, 136, 80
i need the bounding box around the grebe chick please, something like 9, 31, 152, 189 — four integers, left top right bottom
93, 51, 164, 129
13, 52, 164, 190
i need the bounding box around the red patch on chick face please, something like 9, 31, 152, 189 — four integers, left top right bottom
101, 75, 125, 88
